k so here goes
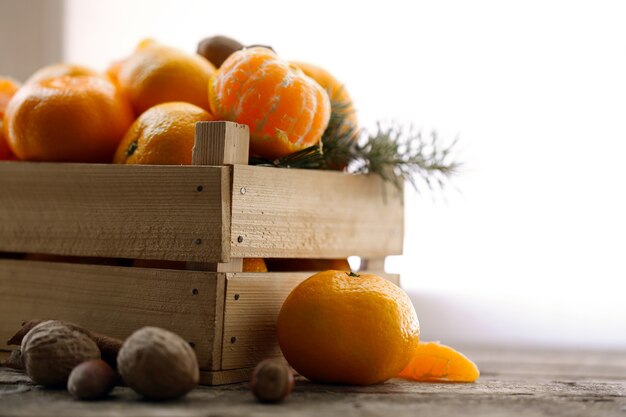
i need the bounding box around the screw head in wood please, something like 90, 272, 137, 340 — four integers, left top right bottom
237, 236, 244, 243
192, 288, 199, 295
240, 187, 246, 194
234, 294, 240, 300
195, 238, 202, 245
196, 185, 203, 192
230, 336, 237, 344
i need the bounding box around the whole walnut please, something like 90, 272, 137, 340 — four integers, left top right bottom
117, 327, 199, 400
21, 320, 101, 386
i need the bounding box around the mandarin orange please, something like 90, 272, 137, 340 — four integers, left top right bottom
3, 75, 133, 162
209, 47, 330, 159
25, 63, 101, 85
131, 258, 268, 272
108, 39, 215, 115
277, 270, 420, 385
291, 61, 358, 130
0, 77, 20, 160
266, 258, 350, 272
242, 258, 268, 272
113, 102, 214, 165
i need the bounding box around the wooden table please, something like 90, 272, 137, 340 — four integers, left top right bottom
1, 346, 624, 416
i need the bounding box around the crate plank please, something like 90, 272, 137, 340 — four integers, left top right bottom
221, 272, 400, 370
199, 368, 254, 386
0, 162, 230, 262
193, 121, 250, 166
230, 165, 404, 259
0, 260, 223, 370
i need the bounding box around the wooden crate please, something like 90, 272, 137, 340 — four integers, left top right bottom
0, 121, 403, 384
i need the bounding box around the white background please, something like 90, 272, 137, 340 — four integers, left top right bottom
17, 0, 626, 348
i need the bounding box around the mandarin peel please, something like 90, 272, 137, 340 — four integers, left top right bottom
397, 341, 480, 383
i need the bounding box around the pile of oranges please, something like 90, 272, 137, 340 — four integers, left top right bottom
1, 37, 480, 386
0, 37, 353, 165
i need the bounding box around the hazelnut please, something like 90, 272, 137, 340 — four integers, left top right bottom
197, 35, 243, 68
68, 359, 116, 400
117, 327, 199, 400
250, 359, 294, 403
21, 320, 100, 386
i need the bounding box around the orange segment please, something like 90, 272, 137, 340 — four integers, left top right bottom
397, 341, 480, 382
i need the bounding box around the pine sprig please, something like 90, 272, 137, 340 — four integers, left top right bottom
249, 98, 461, 192
353, 125, 461, 192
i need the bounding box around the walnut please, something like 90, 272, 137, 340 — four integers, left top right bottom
117, 327, 199, 400
21, 320, 101, 386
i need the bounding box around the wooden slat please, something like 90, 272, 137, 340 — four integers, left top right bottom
221, 272, 400, 370
230, 165, 404, 259
0, 260, 223, 370
199, 368, 253, 386
192, 121, 250, 166
0, 162, 230, 262
0, 349, 251, 386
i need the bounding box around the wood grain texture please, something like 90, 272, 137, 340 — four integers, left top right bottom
230, 165, 404, 259
221, 272, 400, 370
192, 121, 250, 166
0, 162, 230, 262
199, 368, 253, 386
1, 347, 625, 416
0, 260, 223, 370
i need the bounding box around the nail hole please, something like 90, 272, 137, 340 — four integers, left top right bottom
196, 185, 203, 192
230, 336, 237, 344
234, 294, 240, 300
237, 236, 244, 243
195, 238, 202, 245
192, 288, 199, 295
188, 341, 196, 348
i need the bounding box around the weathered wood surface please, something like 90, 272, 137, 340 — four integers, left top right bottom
0, 260, 224, 370
0, 163, 230, 262
230, 165, 404, 259
192, 121, 250, 166
1, 347, 624, 417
